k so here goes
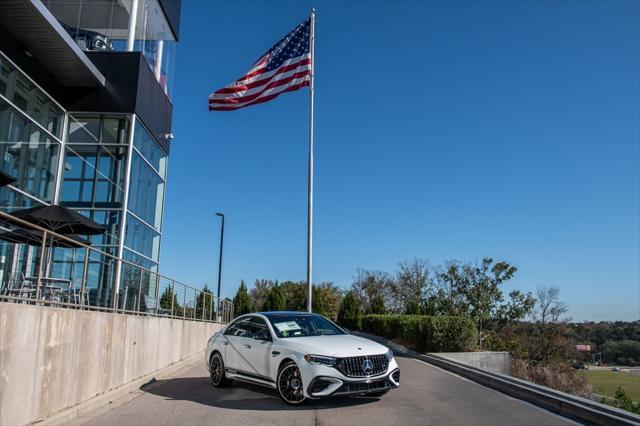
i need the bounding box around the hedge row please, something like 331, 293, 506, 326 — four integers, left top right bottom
360, 314, 477, 352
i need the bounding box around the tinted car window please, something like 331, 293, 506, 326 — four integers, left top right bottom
224, 317, 252, 337
246, 316, 270, 338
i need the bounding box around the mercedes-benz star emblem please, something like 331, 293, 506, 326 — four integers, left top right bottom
362, 359, 373, 375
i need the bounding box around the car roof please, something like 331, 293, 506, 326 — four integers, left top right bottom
253, 311, 319, 318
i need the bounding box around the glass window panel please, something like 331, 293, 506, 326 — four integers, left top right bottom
0, 54, 64, 138
61, 180, 80, 202
42, 1, 176, 98
0, 187, 44, 213
101, 117, 128, 144
74, 209, 121, 249
124, 248, 158, 272
132, 119, 167, 178
127, 152, 164, 230
0, 98, 60, 203
124, 213, 160, 261
60, 144, 126, 208
68, 116, 100, 144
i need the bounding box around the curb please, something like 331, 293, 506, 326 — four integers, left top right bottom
34, 352, 204, 426
355, 332, 640, 426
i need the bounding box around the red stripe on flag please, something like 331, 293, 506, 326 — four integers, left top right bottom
210, 70, 311, 105
209, 80, 310, 111
214, 58, 312, 95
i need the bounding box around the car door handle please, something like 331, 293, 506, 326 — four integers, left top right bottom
271, 351, 280, 356
222, 341, 228, 346
244, 344, 251, 349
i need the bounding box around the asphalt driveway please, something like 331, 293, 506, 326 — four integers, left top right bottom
80, 356, 578, 426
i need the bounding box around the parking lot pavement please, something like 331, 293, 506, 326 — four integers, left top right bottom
81, 356, 578, 426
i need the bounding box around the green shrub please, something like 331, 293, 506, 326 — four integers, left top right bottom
360, 314, 476, 352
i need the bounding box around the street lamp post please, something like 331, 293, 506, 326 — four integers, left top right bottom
215, 212, 225, 318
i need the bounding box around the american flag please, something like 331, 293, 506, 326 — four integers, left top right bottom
209, 18, 312, 111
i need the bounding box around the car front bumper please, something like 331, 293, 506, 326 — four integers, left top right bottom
306, 367, 400, 398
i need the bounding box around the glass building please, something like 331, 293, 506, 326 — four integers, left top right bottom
0, 0, 181, 307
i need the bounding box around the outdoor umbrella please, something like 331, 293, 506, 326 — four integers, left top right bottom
11, 205, 107, 235
0, 228, 90, 248
0, 170, 16, 187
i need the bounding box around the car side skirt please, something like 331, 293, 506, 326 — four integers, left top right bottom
225, 368, 277, 389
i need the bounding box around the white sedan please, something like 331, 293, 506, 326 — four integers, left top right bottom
205, 311, 400, 405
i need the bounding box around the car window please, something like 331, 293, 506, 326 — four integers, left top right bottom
224, 317, 252, 337
267, 315, 345, 338
246, 316, 270, 338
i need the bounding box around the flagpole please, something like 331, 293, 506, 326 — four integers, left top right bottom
306, 8, 316, 313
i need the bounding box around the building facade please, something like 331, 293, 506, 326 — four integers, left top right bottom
0, 0, 180, 307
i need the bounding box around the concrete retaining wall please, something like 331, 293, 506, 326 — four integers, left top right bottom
0, 303, 222, 426
435, 351, 511, 375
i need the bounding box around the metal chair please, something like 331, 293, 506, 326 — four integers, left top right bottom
4, 273, 35, 299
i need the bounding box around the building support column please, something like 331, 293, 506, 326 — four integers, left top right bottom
126, 0, 139, 52
113, 115, 136, 309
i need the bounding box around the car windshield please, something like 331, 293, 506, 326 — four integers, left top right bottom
267, 315, 346, 338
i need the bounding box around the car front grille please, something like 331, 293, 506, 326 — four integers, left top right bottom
334, 378, 393, 395
336, 354, 388, 378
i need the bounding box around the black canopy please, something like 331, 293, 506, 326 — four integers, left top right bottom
0, 170, 16, 187
11, 205, 107, 235
0, 228, 90, 248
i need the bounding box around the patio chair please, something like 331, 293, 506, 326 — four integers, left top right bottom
59, 280, 88, 305
4, 273, 35, 299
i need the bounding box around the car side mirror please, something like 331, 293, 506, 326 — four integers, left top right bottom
254, 329, 271, 341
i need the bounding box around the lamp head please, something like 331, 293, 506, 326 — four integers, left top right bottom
215, 212, 224, 217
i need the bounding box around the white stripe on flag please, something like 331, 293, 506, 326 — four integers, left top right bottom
209, 74, 311, 110
210, 63, 311, 101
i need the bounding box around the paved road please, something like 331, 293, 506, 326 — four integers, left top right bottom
81, 356, 578, 426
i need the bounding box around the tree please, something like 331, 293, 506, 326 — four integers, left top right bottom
249, 279, 273, 312
351, 268, 399, 313
532, 285, 570, 363
432, 258, 530, 347
311, 285, 327, 316
281, 281, 306, 311
159, 286, 182, 317
404, 299, 422, 315
433, 261, 469, 316
496, 290, 536, 327
368, 294, 387, 315
196, 284, 214, 320
600, 340, 640, 366
313, 282, 343, 319
337, 291, 362, 329
396, 258, 431, 313
264, 284, 286, 311
463, 258, 518, 347
233, 280, 252, 316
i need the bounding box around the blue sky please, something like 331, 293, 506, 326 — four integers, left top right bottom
160, 0, 639, 321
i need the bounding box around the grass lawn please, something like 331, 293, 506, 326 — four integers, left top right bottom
577, 370, 640, 401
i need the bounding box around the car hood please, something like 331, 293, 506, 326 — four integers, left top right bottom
279, 334, 389, 357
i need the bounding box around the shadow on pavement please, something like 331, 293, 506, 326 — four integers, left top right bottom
141, 377, 381, 411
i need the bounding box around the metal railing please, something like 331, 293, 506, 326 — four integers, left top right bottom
0, 210, 234, 323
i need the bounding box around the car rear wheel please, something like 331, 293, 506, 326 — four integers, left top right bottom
209, 352, 232, 387
277, 361, 306, 405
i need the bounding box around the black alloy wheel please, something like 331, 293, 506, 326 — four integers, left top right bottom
277, 361, 306, 405
210, 352, 232, 387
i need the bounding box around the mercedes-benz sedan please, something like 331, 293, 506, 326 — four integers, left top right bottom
205, 312, 400, 404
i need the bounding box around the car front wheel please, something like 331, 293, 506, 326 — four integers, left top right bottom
277, 361, 306, 405
209, 352, 232, 387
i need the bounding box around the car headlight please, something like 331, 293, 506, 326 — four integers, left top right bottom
304, 354, 337, 366
385, 349, 394, 361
